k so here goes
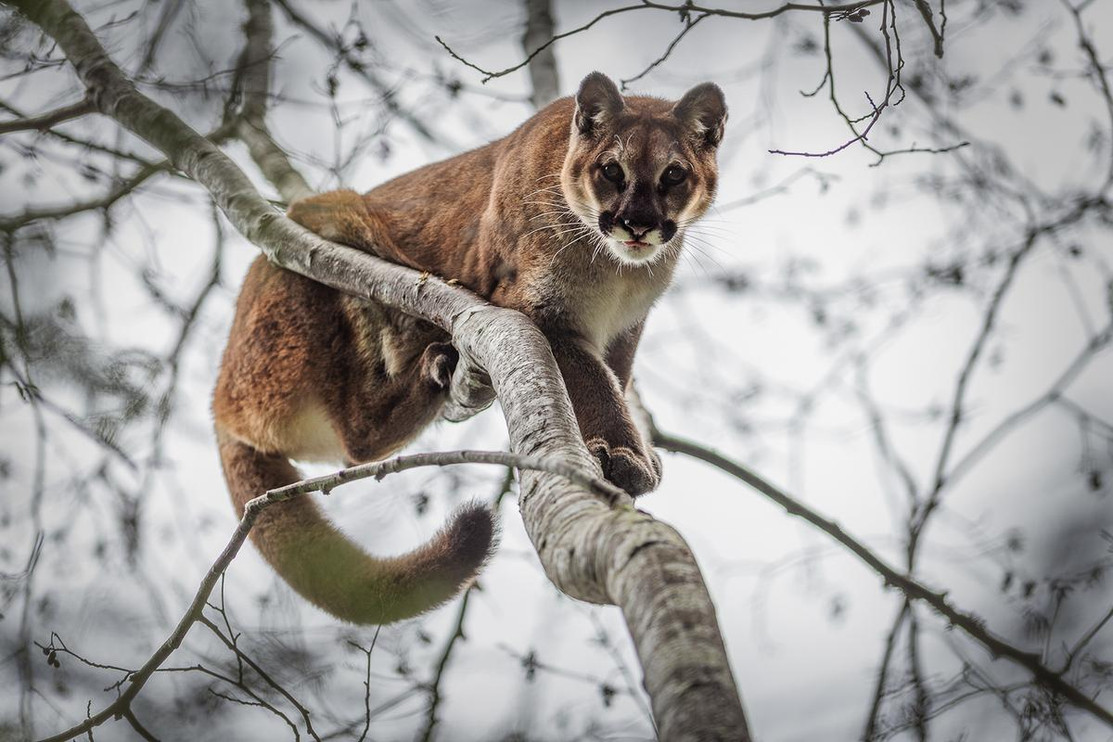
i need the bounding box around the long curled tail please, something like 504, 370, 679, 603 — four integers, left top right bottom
218, 432, 496, 624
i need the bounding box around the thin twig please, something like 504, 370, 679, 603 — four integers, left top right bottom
1060, 0, 1113, 188
418, 467, 514, 742
918, 202, 1103, 538
438, 1, 886, 84
33, 450, 621, 742
268, 449, 625, 504
862, 601, 910, 741
271, 0, 442, 145
0, 96, 95, 134
198, 615, 322, 742
910, 0, 945, 57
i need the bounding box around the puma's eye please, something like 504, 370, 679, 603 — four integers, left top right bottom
601, 162, 624, 183
662, 165, 688, 186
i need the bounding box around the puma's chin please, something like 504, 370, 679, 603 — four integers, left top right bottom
606, 237, 662, 265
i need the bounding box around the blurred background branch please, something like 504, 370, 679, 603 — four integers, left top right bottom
1, 0, 1112, 740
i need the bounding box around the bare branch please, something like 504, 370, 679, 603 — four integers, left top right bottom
267, 449, 626, 504
920, 202, 1103, 535
34, 448, 636, 742
1060, 0, 1113, 188
652, 428, 1113, 728
910, 0, 945, 58
862, 602, 910, 741
418, 468, 515, 742
943, 321, 1113, 495
10, 1, 751, 737
0, 161, 169, 231
271, 0, 443, 146
522, 0, 560, 108
0, 95, 95, 134
621, 12, 709, 90
233, 0, 314, 203
197, 615, 322, 742
0, 97, 161, 165
438, 1, 886, 84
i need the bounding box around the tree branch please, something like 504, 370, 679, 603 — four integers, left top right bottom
919, 202, 1102, 538
418, 467, 515, 742
651, 427, 1113, 728
0, 95, 94, 134
9, 0, 751, 738
910, 0, 945, 58
270, 0, 443, 146
233, 0, 314, 204
438, 1, 885, 84
522, 0, 560, 108
35, 448, 646, 742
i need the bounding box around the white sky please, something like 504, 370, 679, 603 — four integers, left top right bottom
2, 0, 1113, 740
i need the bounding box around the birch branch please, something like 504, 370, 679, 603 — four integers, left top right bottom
522, 0, 560, 108
8, 0, 750, 738
230, 0, 494, 422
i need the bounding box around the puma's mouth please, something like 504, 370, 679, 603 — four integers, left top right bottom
608, 236, 662, 265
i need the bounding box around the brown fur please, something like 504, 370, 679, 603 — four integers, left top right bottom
213, 73, 726, 624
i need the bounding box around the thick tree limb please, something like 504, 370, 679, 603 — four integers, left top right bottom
9, 0, 750, 738
232, 0, 494, 421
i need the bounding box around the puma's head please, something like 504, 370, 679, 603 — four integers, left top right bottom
561, 72, 727, 266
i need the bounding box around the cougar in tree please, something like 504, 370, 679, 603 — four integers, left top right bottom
213, 72, 727, 624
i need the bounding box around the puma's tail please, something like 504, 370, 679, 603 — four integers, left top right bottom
218, 432, 496, 624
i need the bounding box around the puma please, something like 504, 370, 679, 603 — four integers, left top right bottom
213, 72, 727, 624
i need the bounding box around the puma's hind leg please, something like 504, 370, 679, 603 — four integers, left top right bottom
324, 301, 459, 464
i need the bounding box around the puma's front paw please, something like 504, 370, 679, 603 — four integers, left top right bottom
421, 342, 458, 390
586, 438, 662, 497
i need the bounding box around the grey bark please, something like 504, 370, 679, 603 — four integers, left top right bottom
522, 0, 561, 108
8, 0, 750, 738
235, 0, 314, 204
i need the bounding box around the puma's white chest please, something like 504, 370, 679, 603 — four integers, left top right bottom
564, 263, 675, 350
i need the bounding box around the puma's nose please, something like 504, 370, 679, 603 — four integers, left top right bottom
619, 217, 653, 240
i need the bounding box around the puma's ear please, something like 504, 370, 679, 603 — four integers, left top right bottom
672, 82, 727, 149
574, 72, 624, 138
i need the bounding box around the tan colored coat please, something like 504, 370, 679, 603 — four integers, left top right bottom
213, 73, 726, 624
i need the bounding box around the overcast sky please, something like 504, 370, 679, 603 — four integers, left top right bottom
3, 1, 1113, 740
